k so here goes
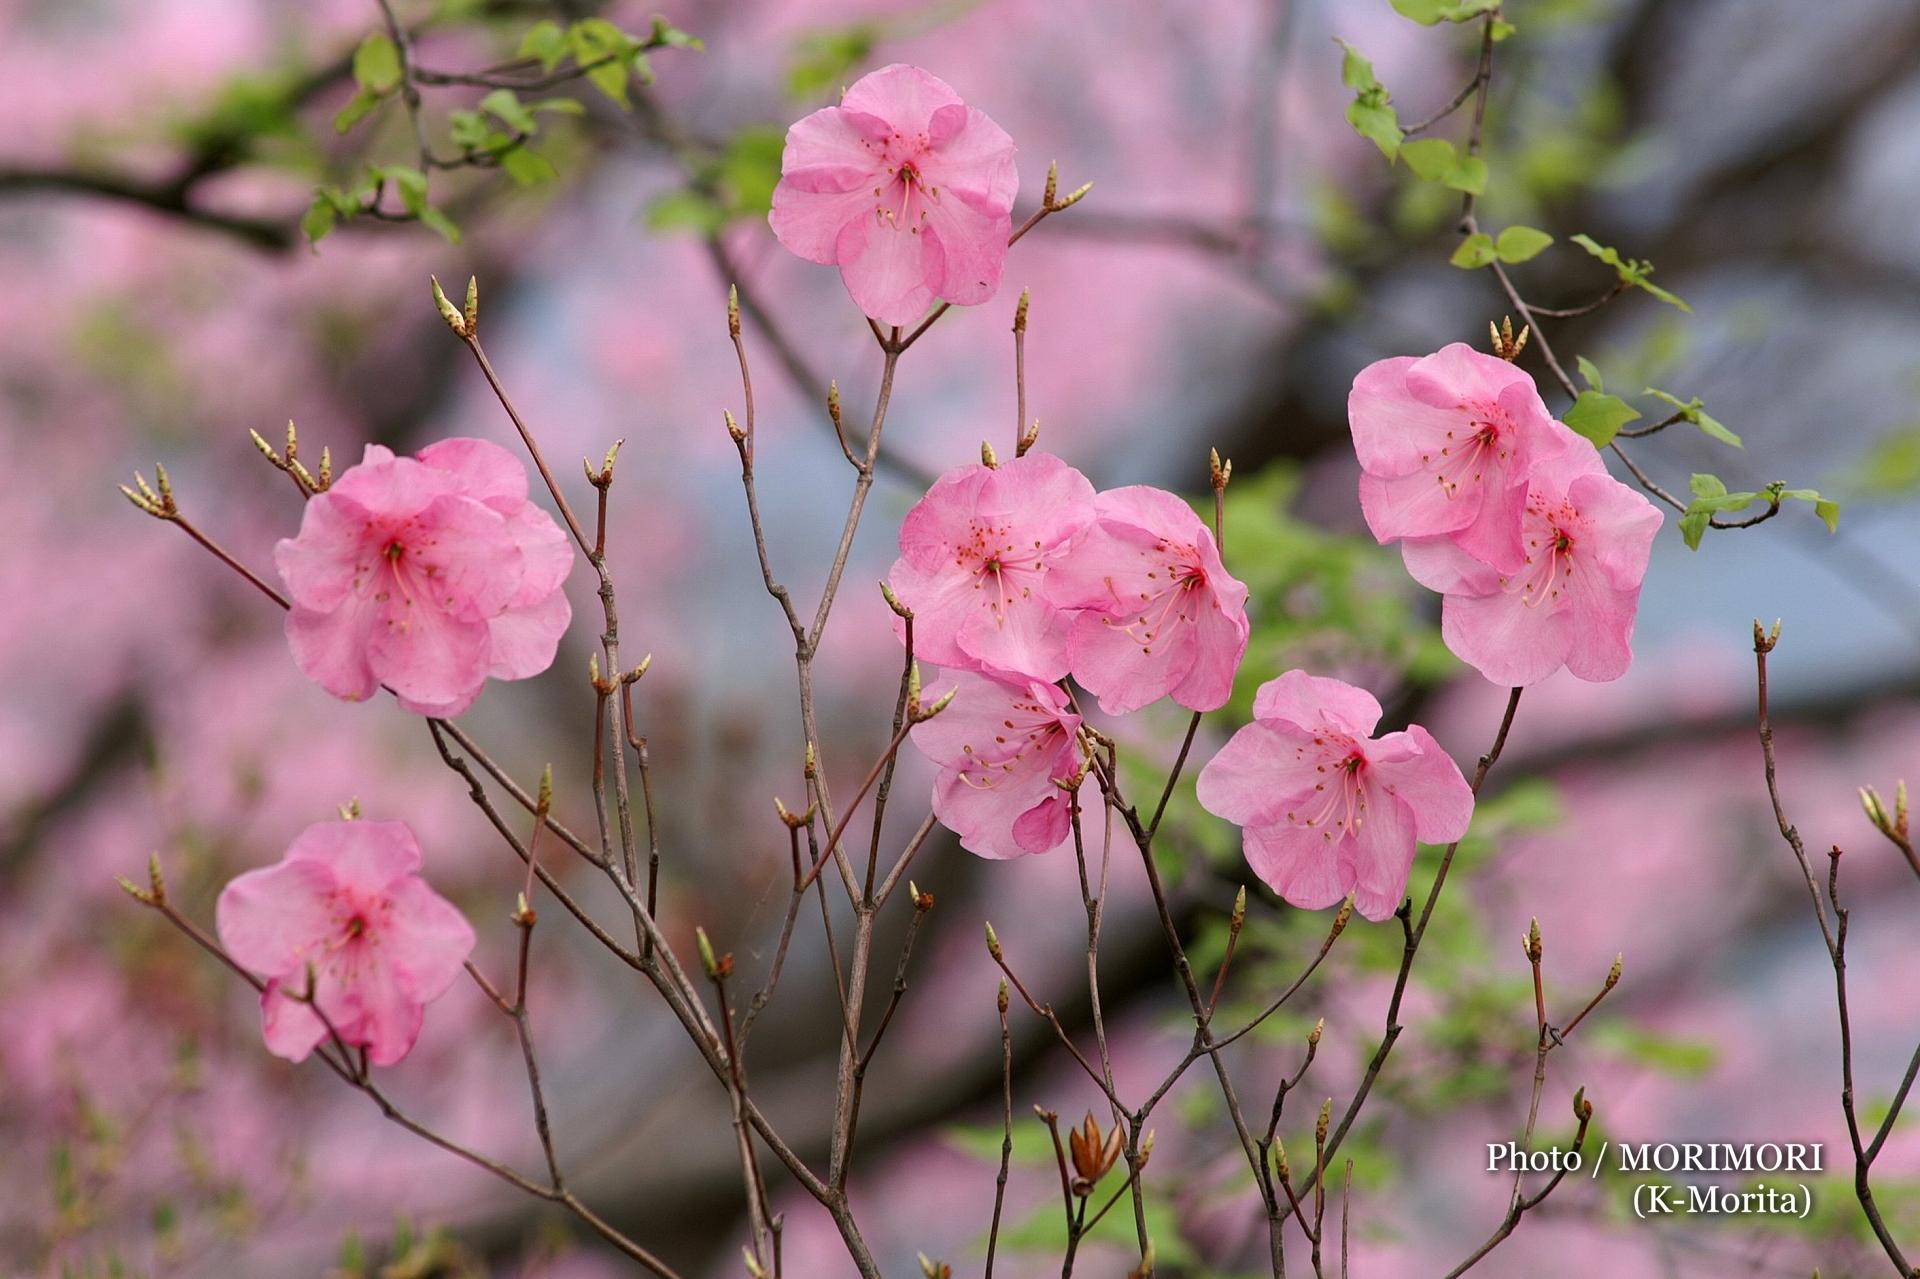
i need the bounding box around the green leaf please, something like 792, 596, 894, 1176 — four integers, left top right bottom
1575, 355, 1603, 392
498, 145, 556, 187
1645, 387, 1742, 447
646, 188, 725, 234
1563, 390, 1641, 447
1678, 473, 1763, 549
720, 127, 786, 217
447, 109, 491, 150
1844, 426, 1920, 495
1778, 487, 1841, 533
301, 194, 337, 245
418, 206, 461, 244
1391, 0, 1501, 22
333, 87, 386, 134
1494, 224, 1553, 263
788, 24, 878, 99
570, 18, 641, 107
1447, 153, 1488, 195
1347, 100, 1403, 158
479, 89, 537, 134
647, 16, 704, 50
1569, 233, 1691, 312
1336, 38, 1383, 92
352, 33, 402, 95
528, 97, 586, 117
519, 21, 569, 72
1449, 232, 1497, 269
1399, 138, 1457, 181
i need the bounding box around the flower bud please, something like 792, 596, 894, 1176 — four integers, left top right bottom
984, 920, 1002, 961
727, 283, 741, 339
981, 440, 998, 469
463, 276, 479, 334
1013, 287, 1030, 334
430, 275, 468, 337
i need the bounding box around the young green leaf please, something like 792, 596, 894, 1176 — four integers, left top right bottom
1644, 388, 1742, 447
1399, 138, 1458, 181
1569, 234, 1691, 312
352, 33, 402, 95
1575, 355, 1604, 392
519, 20, 569, 72
1449, 232, 1497, 269
479, 89, 537, 135
1563, 390, 1641, 447
333, 88, 386, 135
1336, 39, 1402, 158
1494, 225, 1553, 263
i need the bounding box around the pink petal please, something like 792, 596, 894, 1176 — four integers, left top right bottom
1196, 720, 1339, 828
1240, 823, 1353, 913
259, 979, 330, 1063
833, 207, 938, 328
1342, 790, 1417, 921
1368, 726, 1474, 844
1399, 536, 1499, 596
366, 589, 493, 715
381, 876, 477, 1003
919, 192, 1010, 308
1173, 601, 1249, 713
922, 106, 1018, 215
284, 819, 423, 894
1065, 608, 1192, 715
285, 595, 381, 703
1440, 587, 1570, 687
1250, 670, 1382, 737
488, 585, 572, 681
841, 64, 965, 134
216, 856, 339, 977
1402, 342, 1530, 411
417, 436, 530, 509
955, 583, 1075, 682
275, 489, 377, 612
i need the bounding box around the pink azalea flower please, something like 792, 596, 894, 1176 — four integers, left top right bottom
1196, 670, 1473, 920
1349, 343, 1575, 572
909, 668, 1084, 860
888, 451, 1095, 682
216, 819, 475, 1066
1401, 446, 1664, 687
275, 438, 573, 717
769, 63, 1018, 328
1044, 485, 1250, 713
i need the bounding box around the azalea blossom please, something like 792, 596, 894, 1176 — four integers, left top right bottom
1044, 485, 1250, 713
1349, 342, 1574, 572
275, 438, 572, 717
908, 668, 1084, 860
888, 451, 1095, 682
215, 819, 475, 1066
1401, 446, 1664, 686
1196, 670, 1473, 920
769, 63, 1018, 328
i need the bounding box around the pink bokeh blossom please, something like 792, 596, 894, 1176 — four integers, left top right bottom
275, 438, 572, 717
1349, 343, 1574, 572
908, 668, 1084, 860
1197, 670, 1473, 919
769, 63, 1018, 327
1046, 484, 1250, 712
888, 451, 1095, 682
216, 818, 475, 1066
1402, 446, 1663, 686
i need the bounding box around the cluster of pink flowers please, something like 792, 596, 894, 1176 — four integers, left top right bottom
276, 438, 573, 717
1349, 343, 1664, 687
897, 452, 1250, 860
